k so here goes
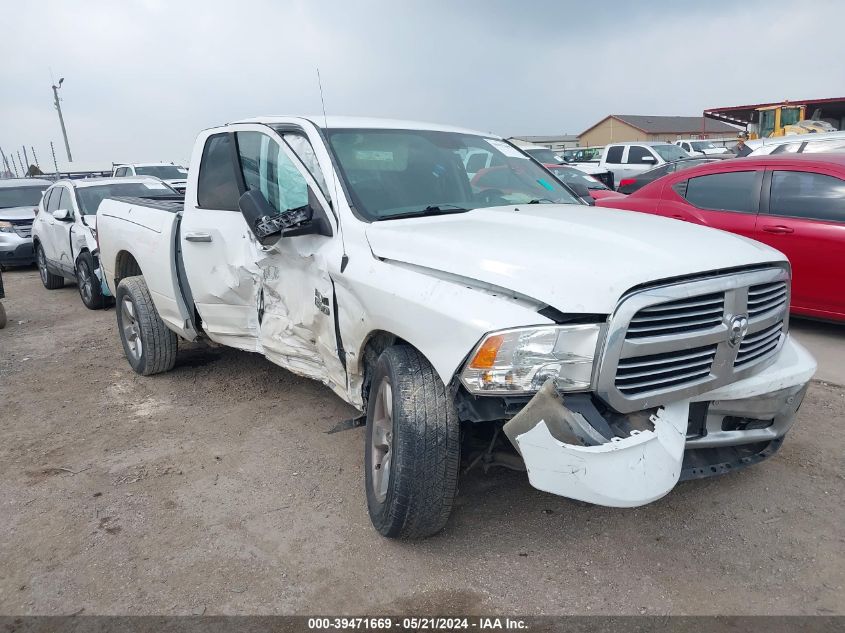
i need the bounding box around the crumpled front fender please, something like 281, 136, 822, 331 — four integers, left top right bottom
503, 380, 689, 507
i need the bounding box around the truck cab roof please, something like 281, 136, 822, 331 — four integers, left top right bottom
230, 115, 498, 138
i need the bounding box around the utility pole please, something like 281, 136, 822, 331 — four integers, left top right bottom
50, 142, 60, 179
52, 77, 73, 162
0, 146, 11, 177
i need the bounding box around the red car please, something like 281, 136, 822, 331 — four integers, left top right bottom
596, 154, 845, 322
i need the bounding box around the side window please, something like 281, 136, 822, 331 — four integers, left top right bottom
55, 187, 71, 212
236, 131, 308, 214
769, 171, 845, 223
626, 146, 653, 164
42, 188, 55, 211
114, 167, 126, 177
682, 143, 690, 152
683, 171, 758, 213
605, 146, 624, 164
282, 133, 331, 201
197, 134, 241, 211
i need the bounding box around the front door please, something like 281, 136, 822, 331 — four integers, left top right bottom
180, 130, 264, 351
49, 186, 76, 274
756, 168, 845, 319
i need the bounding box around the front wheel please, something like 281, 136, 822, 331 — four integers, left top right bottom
36, 244, 64, 289
76, 252, 106, 310
115, 276, 177, 375
0, 302, 6, 329
364, 345, 461, 539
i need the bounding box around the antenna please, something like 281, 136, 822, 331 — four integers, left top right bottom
316, 67, 348, 271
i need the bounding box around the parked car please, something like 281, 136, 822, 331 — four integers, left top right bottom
747, 130, 845, 157
33, 177, 181, 309
97, 116, 814, 539
113, 163, 189, 193
586, 142, 690, 187
0, 178, 53, 269
544, 164, 624, 201
596, 154, 845, 321
561, 146, 603, 163
674, 139, 731, 156
616, 156, 733, 194
508, 139, 564, 164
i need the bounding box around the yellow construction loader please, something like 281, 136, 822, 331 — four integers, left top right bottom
751, 104, 837, 138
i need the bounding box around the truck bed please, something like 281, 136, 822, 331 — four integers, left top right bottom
97, 195, 196, 340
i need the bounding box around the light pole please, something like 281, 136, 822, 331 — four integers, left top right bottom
52, 77, 73, 162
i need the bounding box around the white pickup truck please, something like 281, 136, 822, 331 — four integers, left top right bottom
97, 116, 816, 539
574, 142, 691, 187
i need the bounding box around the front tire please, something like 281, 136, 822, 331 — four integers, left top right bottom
364, 345, 461, 539
76, 252, 106, 310
0, 302, 6, 329
115, 276, 177, 375
36, 244, 64, 289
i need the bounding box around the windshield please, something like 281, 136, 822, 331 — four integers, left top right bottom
0, 185, 48, 208
134, 165, 188, 180
76, 182, 179, 214
326, 129, 580, 220
691, 141, 717, 151
653, 144, 690, 161
548, 166, 607, 190
523, 148, 562, 164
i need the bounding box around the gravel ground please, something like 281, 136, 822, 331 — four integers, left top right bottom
0, 268, 843, 616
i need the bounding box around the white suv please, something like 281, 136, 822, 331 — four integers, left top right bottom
32, 177, 179, 309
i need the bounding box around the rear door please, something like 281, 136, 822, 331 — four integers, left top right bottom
657, 169, 762, 239
756, 167, 845, 318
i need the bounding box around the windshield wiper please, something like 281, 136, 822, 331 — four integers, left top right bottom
527, 198, 555, 204
382, 204, 470, 220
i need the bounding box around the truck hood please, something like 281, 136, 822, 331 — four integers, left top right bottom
364, 205, 784, 314
0, 206, 38, 221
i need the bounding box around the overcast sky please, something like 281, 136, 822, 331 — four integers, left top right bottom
2, 0, 844, 171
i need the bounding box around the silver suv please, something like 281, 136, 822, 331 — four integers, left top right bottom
0, 178, 53, 268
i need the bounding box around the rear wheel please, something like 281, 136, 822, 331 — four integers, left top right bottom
76, 252, 106, 310
115, 276, 177, 375
0, 302, 6, 329
364, 345, 461, 539
36, 244, 64, 289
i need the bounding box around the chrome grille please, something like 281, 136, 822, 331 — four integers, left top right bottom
615, 344, 717, 396
734, 321, 784, 369
10, 219, 32, 238
597, 266, 790, 413
626, 292, 724, 338
747, 282, 787, 319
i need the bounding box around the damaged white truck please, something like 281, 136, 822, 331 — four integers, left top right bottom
96, 117, 816, 538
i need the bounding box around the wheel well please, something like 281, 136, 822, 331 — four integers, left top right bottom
114, 251, 142, 285
359, 330, 408, 407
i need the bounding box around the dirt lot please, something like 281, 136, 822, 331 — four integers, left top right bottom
0, 268, 843, 616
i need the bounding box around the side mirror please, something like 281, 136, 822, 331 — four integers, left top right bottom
238, 188, 332, 246
567, 183, 595, 206
641, 156, 657, 163
52, 209, 72, 221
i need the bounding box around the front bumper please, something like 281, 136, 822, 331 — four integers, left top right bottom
0, 232, 35, 266
503, 336, 816, 507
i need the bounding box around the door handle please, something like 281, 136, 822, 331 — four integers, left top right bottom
761, 225, 794, 235
184, 232, 212, 243
671, 214, 685, 220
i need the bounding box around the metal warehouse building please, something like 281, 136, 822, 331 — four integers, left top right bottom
578, 115, 740, 146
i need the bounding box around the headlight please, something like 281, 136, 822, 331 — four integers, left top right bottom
460, 324, 604, 395
0, 221, 13, 233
